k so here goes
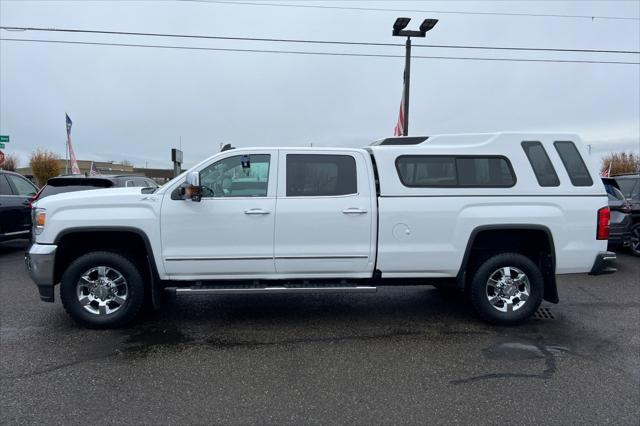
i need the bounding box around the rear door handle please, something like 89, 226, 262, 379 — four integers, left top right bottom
342, 208, 368, 214
244, 208, 270, 215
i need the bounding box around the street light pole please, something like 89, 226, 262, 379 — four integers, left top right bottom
393, 17, 438, 137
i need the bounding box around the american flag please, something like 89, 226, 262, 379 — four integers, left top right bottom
601, 162, 612, 177
89, 161, 101, 176
394, 92, 405, 136
66, 113, 81, 174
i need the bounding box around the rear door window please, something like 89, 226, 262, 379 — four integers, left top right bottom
7, 174, 37, 196
521, 141, 560, 187
554, 141, 593, 187
286, 154, 357, 197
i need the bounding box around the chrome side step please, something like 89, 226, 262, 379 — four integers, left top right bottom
167, 286, 377, 295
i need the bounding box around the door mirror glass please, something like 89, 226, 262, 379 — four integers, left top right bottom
183, 171, 202, 202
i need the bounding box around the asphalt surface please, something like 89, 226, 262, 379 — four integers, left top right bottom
1, 239, 639, 425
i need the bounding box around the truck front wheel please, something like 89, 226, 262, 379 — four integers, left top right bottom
469, 253, 543, 324
60, 251, 145, 328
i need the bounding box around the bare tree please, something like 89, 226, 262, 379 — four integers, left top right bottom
30, 149, 60, 187
1, 153, 19, 171
601, 151, 640, 176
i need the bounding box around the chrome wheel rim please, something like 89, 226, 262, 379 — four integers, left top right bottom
76, 266, 128, 315
486, 266, 530, 313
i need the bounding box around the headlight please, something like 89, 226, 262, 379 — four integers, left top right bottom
33, 208, 46, 235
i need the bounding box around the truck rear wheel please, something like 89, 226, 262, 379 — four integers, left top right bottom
60, 251, 145, 328
469, 253, 543, 324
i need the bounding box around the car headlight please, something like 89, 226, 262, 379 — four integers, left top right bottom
33, 208, 46, 235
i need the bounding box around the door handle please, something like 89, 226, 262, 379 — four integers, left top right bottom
244, 208, 270, 215
342, 208, 368, 214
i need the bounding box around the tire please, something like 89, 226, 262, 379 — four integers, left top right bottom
469, 252, 543, 325
60, 251, 145, 328
629, 223, 640, 257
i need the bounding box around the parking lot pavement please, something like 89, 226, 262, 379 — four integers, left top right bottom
1, 240, 638, 425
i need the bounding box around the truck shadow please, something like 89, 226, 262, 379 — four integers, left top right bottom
143, 286, 475, 326
0, 240, 29, 256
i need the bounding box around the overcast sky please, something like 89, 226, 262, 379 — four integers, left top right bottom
1, 0, 639, 169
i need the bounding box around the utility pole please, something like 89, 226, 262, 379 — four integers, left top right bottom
392, 17, 438, 136
171, 148, 183, 177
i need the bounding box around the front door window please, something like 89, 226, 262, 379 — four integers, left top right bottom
200, 154, 270, 198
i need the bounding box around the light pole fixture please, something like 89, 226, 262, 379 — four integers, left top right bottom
392, 17, 438, 136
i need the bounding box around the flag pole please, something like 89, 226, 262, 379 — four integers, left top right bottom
402, 36, 411, 136
65, 112, 69, 174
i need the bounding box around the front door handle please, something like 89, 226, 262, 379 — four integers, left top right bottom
342, 208, 368, 214
244, 208, 270, 215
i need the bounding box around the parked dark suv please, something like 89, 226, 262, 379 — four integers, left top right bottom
602, 177, 632, 250
0, 171, 38, 242
32, 174, 158, 203
613, 173, 640, 256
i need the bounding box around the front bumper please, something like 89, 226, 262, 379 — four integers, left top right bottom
589, 251, 617, 275
25, 243, 57, 302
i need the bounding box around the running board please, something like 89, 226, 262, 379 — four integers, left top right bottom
167, 286, 377, 295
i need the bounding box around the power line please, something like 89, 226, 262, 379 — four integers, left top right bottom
184, 0, 640, 21
2, 37, 638, 65
1, 26, 638, 55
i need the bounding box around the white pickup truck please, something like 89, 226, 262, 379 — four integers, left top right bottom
26, 132, 616, 328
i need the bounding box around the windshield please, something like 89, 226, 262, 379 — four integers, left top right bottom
616, 178, 638, 199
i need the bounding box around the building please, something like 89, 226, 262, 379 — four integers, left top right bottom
133, 167, 174, 183
16, 160, 175, 184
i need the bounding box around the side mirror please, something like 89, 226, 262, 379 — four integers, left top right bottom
183, 172, 202, 202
